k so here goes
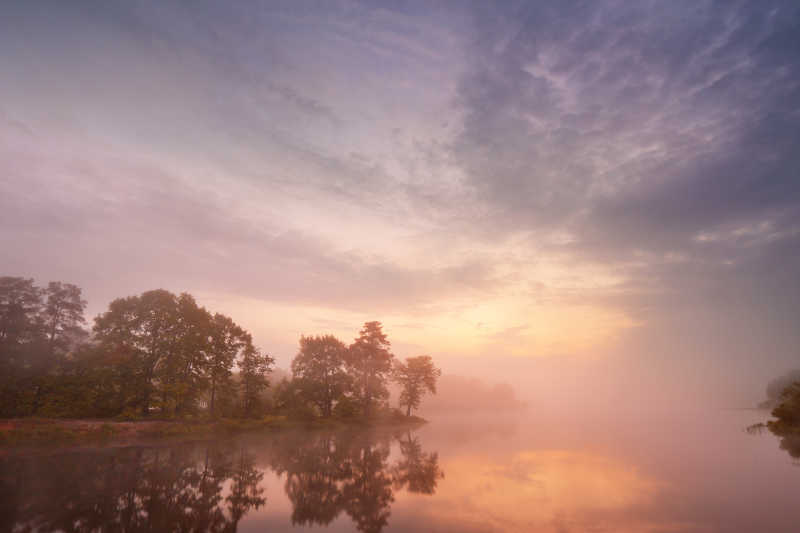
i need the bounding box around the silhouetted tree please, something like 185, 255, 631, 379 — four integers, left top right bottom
347, 322, 394, 418
770, 382, 800, 431
0, 276, 43, 353
42, 281, 87, 357
0, 277, 89, 416
240, 339, 274, 418
206, 314, 247, 417
393, 355, 441, 416
291, 334, 351, 417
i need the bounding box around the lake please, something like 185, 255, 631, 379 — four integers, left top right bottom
2, 409, 798, 532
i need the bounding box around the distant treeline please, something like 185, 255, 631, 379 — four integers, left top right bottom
0, 276, 440, 420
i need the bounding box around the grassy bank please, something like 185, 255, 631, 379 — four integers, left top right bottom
0, 413, 427, 446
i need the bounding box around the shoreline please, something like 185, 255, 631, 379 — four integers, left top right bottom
0, 414, 428, 448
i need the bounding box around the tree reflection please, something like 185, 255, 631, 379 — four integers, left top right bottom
392, 431, 444, 494
0, 444, 265, 532
0, 429, 442, 533
340, 435, 394, 533
271, 429, 444, 532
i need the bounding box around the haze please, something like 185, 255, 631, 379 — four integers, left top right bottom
2, 0, 799, 412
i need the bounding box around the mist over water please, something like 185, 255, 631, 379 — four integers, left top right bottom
3, 0, 800, 531
3, 408, 798, 533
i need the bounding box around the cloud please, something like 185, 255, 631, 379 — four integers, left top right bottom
447, 1, 800, 317
2, 0, 800, 392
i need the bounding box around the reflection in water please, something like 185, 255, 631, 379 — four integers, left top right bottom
5, 412, 800, 533
0, 443, 265, 532
271, 430, 443, 533
0, 429, 443, 533
425, 449, 661, 532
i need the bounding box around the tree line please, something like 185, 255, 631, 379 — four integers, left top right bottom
0, 276, 440, 420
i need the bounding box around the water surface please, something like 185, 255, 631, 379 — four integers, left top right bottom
2, 409, 798, 532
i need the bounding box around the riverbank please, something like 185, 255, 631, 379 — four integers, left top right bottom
0, 414, 427, 447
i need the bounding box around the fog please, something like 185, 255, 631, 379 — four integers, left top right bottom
2, 1, 800, 416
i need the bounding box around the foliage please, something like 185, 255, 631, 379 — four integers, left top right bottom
346, 322, 394, 417
761, 370, 800, 408
769, 382, 800, 434
240, 341, 274, 418
0, 276, 87, 417
393, 355, 441, 416
291, 334, 351, 417
1, 275, 440, 427
0, 276, 275, 420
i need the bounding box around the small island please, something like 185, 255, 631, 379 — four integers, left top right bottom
0, 277, 441, 445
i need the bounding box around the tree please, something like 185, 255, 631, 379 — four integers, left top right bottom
93, 289, 181, 415
291, 335, 350, 417
206, 313, 247, 417
761, 370, 800, 408
392, 355, 441, 416
0, 276, 42, 350
770, 382, 800, 431
42, 282, 87, 357
0, 277, 45, 416
1, 277, 91, 416
346, 322, 394, 418
0, 276, 44, 364
158, 293, 211, 416
239, 338, 274, 418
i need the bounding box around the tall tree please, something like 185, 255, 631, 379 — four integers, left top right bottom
392, 355, 441, 416
291, 335, 350, 417
0, 277, 45, 416
239, 338, 274, 418
347, 322, 394, 418
158, 293, 211, 416
93, 290, 181, 415
0, 276, 43, 360
206, 313, 246, 417
42, 282, 87, 357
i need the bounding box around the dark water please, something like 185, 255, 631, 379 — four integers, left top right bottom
2, 409, 799, 532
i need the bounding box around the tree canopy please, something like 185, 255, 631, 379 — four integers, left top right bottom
0, 277, 273, 419
393, 356, 441, 416
1, 275, 440, 422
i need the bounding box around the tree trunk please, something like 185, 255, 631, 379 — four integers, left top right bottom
209, 377, 216, 417
141, 389, 150, 417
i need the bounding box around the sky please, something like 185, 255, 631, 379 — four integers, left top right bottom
2, 0, 799, 409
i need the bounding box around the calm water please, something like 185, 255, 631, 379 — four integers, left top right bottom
2, 409, 799, 532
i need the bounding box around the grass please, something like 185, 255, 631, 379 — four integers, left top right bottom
0, 412, 427, 446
